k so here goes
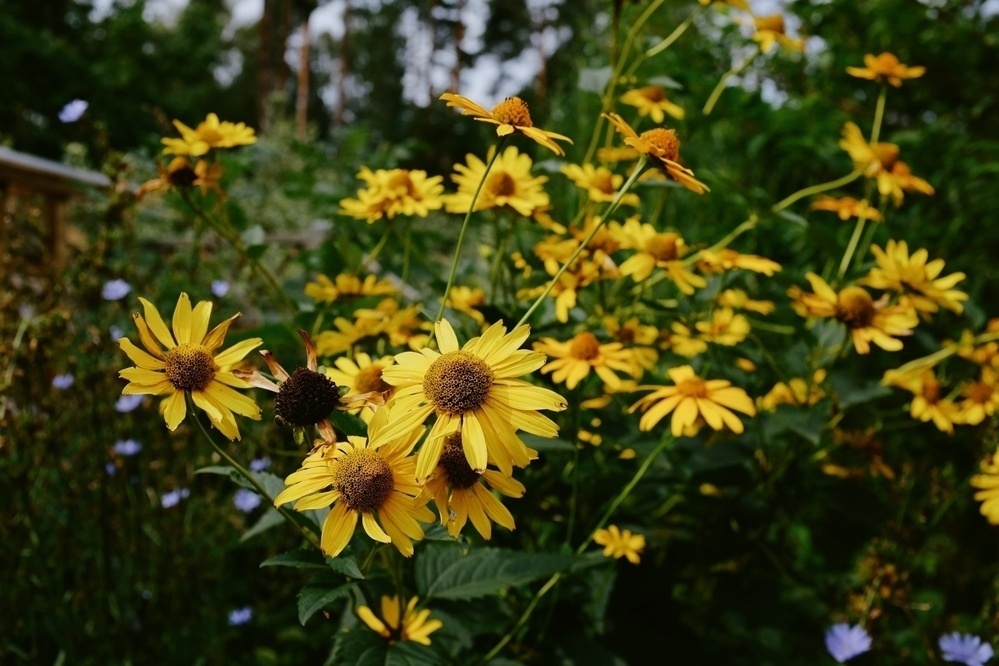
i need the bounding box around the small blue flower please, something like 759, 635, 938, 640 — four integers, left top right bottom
105, 462, 117, 476
102, 279, 132, 301
228, 606, 253, 626
233, 489, 262, 513
52, 373, 74, 390
825, 623, 872, 663
249, 457, 271, 472
58, 99, 88, 123
211, 280, 231, 297
113, 439, 142, 456
161, 488, 191, 509
115, 394, 144, 413
109, 325, 125, 342
940, 633, 994, 666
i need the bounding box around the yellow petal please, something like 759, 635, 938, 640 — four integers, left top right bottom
172, 292, 193, 344
139, 297, 176, 349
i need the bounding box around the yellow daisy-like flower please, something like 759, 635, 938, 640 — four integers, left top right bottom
603, 112, 709, 194
862, 240, 968, 317
847, 52, 926, 87
695, 308, 751, 346
958, 368, 999, 426
560, 163, 640, 206
810, 196, 884, 222
717, 289, 775, 315
357, 596, 443, 646
446, 286, 487, 326
161, 113, 257, 156
603, 316, 659, 371
630, 365, 756, 436
593, 525, 646, 564
304, 273, 397, 304
314, 299, 429, 357
424, 432, 524, 539
696, 248, 782, 276
273, 420, 433, 557
136, 157, 223, 199
612, 218, 706, 294
839, 122, 934, 206
516, 258, 607, 324
440, 92, 572, 156
883, 369, 962, 434
751, 14, 804, 54
619, 86, 685, 123
789, 272, 919, 355
662, 322, 709, 359
340, 167, 445, 222
325, 352, 395, 423
759, 369, 827, 411
446, 146, 550, 217
533, 332, 641, 391
972, 454, 999, 525
371, 319, 567, 479
117, 293, 262, 440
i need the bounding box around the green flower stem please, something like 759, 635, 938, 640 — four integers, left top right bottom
401, 219, 413, 284
480, 434, 671, 664
702, 52, 757, 116
870, 85, 888, 144
891, 331, 999, 378
489, 215, 510, 301
433, 140, 507, 329
837, 217, 867, 278
771, 169, 864, 214
363, 225, 392, 271
187, 395, 321, 548
641, 5, 705, 61
516, 156, 647, 328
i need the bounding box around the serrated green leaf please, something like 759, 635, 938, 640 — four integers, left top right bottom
298, 582, 357, 625
326, 553, 365, 579
583, 565, 616, 635
260, 549, 326, 569
415, 543, 574, 601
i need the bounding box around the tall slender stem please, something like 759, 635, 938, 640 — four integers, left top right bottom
870, 86, 888, 144
838, 217, 867, 278
362, 225, 392, 271
703, 52, 756, 116
771, 170, 864, 214
641, 6, 704, 61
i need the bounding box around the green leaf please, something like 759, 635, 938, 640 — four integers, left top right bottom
519, 433, 575, 453
298, 581, 357, 625
194, 465, 234, 476
260, 549, 326, 569
583, 565, 616, 635
330, 630, 387, 666
415, 543, 574, 601
326, 553, 365, 580
331, 410, 368, 438
241, 508, 285, 542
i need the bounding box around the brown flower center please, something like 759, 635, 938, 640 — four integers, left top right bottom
676, 376, 709, 398
333, 449, 394, 513
167, 162, 198, 188
165, 343, 216, 391
638, 128, 680, 162
274, 367, 341, 427
439, 434, 481, 490
639, 86, 665, 102
591, 169, 615, 194
965, 382, 995, 404
491, 97, 533, 127
386, 170, 415, 195
569, 332, 602, 360
645, 232, 680, 263
921, 376, 941, 403
423, 350, 495, 414
872, 143, 900, 170
486, 171, 517, 198
835, 287, 876, 328
355, 364, 391, 395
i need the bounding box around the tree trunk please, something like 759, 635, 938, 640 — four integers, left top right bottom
295, 13, 311, 139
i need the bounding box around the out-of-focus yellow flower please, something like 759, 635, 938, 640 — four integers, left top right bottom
810, 196, 884, 222
440, 92, 572, 156
697, 249, 782, 276
696, 308, 751, 346
534, 332, 640, 390
357, 595, 443, 645
847, 52, 925, 87
560, 163, 640, 206
662, 322, 709, 358
603, 316, 659, 370
314, 299, 428, 356
862, 240, 968, 317
972, 454, 999, 525
839, 123, 934, 206
446, 146, 549, 217
340, 168, 445, 222
718, 289, 775, 315
620, 86, 685, 123
161, 113, 256, 156
630, 365, 756, 435
594, 525, 646, 564
789, 273, 918, 355
445, 285, 487, 326
759, 369, 827, 411
612, 218, 706, 294
883, 368, 962, 434
597, 146, 642, 164
304, 273, 397, 304
136, 157, 224, 198
603, 112, 709, 194
957, 368, 999, 426
752, 14, 803, 54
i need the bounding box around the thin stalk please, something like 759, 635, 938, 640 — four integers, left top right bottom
362, 225, 392, 271
642, 6, 704, 60
870, 86, 888, 144
837, 217, 867, 278
702, 52, 756, 116
771, 169, 864, 213
517, 157, 647, 328
401, 219, 413, 284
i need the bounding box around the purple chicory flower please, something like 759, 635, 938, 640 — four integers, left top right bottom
59, 99, 88, 123
113, 439, 142, 456
940, 633, 994, 666
52, 373, 74, 390
161, 488, 191, 509
228, 606, 253, 626
249, 457, 271, 472
102, 279, 132, 301
826, 623, 872, 663
233, 489, 262, 513
115, 394, 144, 413
211, 280, 231, 297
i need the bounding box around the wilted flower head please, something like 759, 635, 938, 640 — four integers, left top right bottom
825, 623, 872, 663
939, 632, 994, 666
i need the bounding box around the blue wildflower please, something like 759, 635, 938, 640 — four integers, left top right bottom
233, 489, 262, 513
101, 279, 131, 301
249, 457, 271, 472
113, 439, 142, 456
940, 633, 994, 666
211, 280, 231, 297
52, 373, 74, 390
161, 488, 191, 509
825, 623, 872, 663
115, 394, 144, 413
228, 606, 253, 626
105, 462, 117, 476
109, 325, 125, 342
58, 99, 88, 123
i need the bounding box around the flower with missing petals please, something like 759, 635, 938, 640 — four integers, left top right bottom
441, 92, 572, 156
603, 113, 708, 194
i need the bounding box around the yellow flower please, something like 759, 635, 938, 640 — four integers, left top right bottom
446, 286, 487, 326
663, 322, 709, 358
603, 112, 709, 194
884, 369, 962, 434
325, 352, 395, 423
696, 308, 751, 346
117, 293, 262, 440
314, 299, 429, 356
274, 418, 433, 557
517, 259, 606, 323
357, 596, 443, 646
597, 146, 642, 164
696, 248, 782, 276
560, 163, 640, 206
593, 525, 646, 564
759, 369, 827, 411
446, 146, 550, 217
972, 454, 999, 525
810, 196, 883, 222
440, 92, 572, 156
161, 113, 256, 156
789, 273, 918, 354
847, 52, 926, 87
372, 319, 567, 479
862, 240, 968, 317
630, 365, 756, 435
603, 316, 659, 370
839, 122, 934, 206
619, 86, 685, 123
424, 432, 525, 539
136, 157, 223, 198
957, 368, 999, 426
612, 218, 706, 294
340, 167, 445, 222
304, 273, 397, 304
752, 14, 804, 54
533, 332, 641, 390
717, 289, 775, 315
